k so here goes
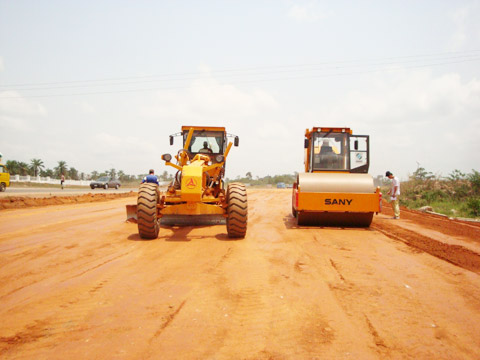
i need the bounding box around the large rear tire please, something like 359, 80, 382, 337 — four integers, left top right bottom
226, 183, 248, 238
137, 183, 160, 239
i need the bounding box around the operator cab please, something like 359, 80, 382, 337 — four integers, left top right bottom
168, 126, 239, 164
306, 128, 370, 173
183, 129, 226, 158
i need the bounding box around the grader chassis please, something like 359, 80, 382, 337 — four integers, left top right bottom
133, 126, 248, 239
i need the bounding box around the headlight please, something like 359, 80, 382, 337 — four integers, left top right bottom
162, 153, 172, 162
215, 155, 224, 162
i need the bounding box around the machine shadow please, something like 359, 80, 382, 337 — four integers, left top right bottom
283, 214, 373, 231
127, 233, 153, 241
128, 225, 243, 242
215, 233, 244, 241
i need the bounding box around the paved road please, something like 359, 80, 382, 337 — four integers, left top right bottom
1, 189, 480, 359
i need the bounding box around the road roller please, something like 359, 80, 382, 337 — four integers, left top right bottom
292, 127, 381, 227
126, 126, 248, 239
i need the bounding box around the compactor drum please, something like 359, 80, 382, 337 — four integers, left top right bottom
128, 126, 247, 239
292, 127, 381, 227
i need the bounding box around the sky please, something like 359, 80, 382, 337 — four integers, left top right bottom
1, 0, 479, 180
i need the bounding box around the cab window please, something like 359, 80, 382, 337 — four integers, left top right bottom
312, 132, 348, 170
183, 131, 225, 154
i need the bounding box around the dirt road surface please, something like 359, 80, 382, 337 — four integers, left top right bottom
1, 189, 480, 359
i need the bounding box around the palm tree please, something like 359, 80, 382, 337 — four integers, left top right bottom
5, 160, 19, 175
109, 168, 116, 178
41, 168, 54, 177
30, 158, 45, 177
91, 171, 99, 180
18, 162, 29, 176
68, 167, 79, 180
55, 161, 68, 178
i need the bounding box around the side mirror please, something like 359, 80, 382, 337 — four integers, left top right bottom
304, 139, 309, 149
354, 140, 359, 150
169, 136, 174, 145
161, 153, 172, 162
234, 136, 239, 147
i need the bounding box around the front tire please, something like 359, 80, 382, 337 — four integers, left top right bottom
226, 183, 248, 238
104, 184, 108, 189
137, 183, 160, 239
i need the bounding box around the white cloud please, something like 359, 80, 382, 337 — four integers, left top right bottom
310, 68, 480, 178
93, 133, 156, 154
449, 2, 480, 50
0, 91, 47, 131
287, 1, 330, 23
140, 75, 278, 123
78, 101, 96, 114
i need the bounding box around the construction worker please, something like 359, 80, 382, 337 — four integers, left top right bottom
385, 171, 400, 219
142, 169, 159, 185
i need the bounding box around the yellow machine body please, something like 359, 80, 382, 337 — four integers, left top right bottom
180, 164, 203, 202
293, 127, 381, 227
127, 126, 246, 232
159, 127, 233, 222
0, 163, 10, 192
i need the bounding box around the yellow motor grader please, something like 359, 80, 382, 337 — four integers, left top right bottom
292, 127, 381, 227
127, 126, 248, 239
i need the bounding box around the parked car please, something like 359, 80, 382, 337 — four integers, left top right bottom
276, 182, 286, 189
90, 176, 121, 190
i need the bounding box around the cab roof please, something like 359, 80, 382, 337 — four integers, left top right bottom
181, 126, 226, 132
305, 127, 353, 138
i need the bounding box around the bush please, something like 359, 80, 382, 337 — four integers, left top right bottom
468, 170, 480, 195
466, 198, 480, 217
422, 189, 447, 203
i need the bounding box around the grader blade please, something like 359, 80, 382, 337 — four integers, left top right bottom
126, 204, 138, 223
160, 214, 226, 226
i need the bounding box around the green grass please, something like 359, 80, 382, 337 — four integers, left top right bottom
382, 179, 480, 220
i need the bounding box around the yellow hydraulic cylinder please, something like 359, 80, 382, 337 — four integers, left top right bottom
181, 165, 203, 202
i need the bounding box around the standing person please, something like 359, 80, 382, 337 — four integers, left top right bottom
385, 171, 400, 219
141, 169, 159, 185
60, 173, 65, 189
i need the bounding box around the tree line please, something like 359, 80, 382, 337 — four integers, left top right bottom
226, 172, 298, 186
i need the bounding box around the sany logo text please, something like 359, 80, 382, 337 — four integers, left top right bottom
325, 199, 352, 205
